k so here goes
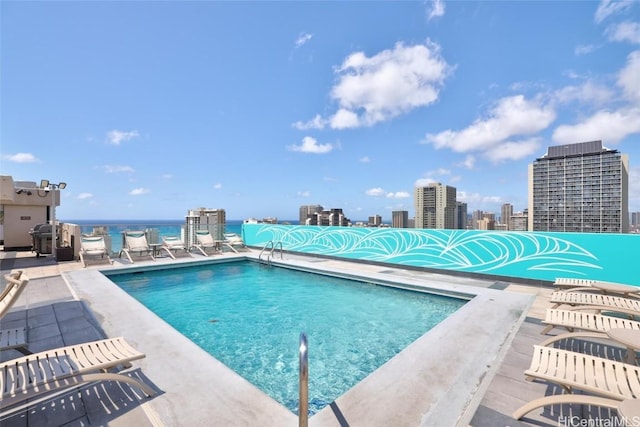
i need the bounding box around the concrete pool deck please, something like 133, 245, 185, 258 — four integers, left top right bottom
1, 248, 605, 426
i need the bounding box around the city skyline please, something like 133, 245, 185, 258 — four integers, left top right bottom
2, 1, 639, 221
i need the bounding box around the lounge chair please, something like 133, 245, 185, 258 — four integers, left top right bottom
549, 291, 640, 315
161, 235, 191, 259
191, 230, 220, 256
513, 345, 640, 419
541, 308, 640, 336
79, 235, 113, 267
222, 233, 248, 253
0, 336, 156, 416
553, 277, 598, 291
0, 271, 30, 354
119, 231, 155, 263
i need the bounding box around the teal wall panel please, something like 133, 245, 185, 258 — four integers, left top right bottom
242, 224, 640, 285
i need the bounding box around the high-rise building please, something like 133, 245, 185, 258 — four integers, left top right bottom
471, 210, 484, 230
501, 203, 513, 230
299, 205, 323, 225
509, 210, 529, 231
392, 210, 409, 228
312, 208, 349, 226
414, 183, 457, 229
368, 215, 382, 226
455, 202, 468, 229
185, 207, 226, 249
528, 140, 629, 233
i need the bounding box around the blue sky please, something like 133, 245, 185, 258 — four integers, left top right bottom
2, 1, 639, 222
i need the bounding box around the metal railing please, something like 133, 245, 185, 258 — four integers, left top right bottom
299, 332, 308, 427
258, 241, 283, 265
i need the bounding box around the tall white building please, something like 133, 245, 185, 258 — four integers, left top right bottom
414, 183, 457, 229
528, 140, 629, 233
185, 208, 226, 248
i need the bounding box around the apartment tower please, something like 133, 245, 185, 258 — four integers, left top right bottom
414, 183, 457, 229
528, 140, 629, 233
185, 207, 226, 248
299, 205, 323, 225
392, 210, 409, 228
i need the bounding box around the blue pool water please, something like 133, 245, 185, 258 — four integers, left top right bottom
108, 260, 465, 415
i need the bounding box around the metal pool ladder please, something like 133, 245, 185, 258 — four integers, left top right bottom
258, 241, 283, 265
299, 332, 308, 427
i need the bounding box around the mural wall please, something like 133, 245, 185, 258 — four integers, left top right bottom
242, 224, 640, 285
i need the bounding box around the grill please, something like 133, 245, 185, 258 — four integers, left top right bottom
30, 224, 54, 257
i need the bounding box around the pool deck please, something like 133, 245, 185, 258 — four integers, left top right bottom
0, 248, 627, 426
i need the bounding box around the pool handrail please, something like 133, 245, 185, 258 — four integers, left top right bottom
299, 332, 308, 427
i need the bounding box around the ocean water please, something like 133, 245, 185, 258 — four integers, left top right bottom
66, 219, 246, 254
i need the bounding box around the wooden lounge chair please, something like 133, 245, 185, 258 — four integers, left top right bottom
0, 336, 156, 416
553, 277, 598, 291
222, 233, 248, 253
0, 271, 30, 354
79, 235, 113, 267
513, 345, 640, 419
549, 291, 640, 314
541, 308, 640, 336
161, 236, 191, 259
119, 231, 155, 263
191, 230, 220, 257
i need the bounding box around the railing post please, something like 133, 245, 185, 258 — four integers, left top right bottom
299, 332, 308, 427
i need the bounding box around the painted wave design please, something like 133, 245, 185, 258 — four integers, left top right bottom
255, 226, 600, 275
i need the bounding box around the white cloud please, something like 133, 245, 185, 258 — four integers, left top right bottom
161, 174, 173, 180
2, 152, 40, 163
359, 156, 370, 163
552, 107, 640, 144
457, 191, 502, 206
425, 95, 555, 155
594, 0, 634, 24
297, 191, 310, 197
292, 114, 326, 130
77, 193, 93, 200
287, 136, 333, 153
606, 21, 640, 44
129, 188, 149, 196
213, 183, 222, 189
106, 129, 140, 145
618, 50, 640, 101
295, 33, 313, 48
457, 155, 476, 170
575, 44, 597, 55
426, 0, 445, 21
386, 191, 410, 199
483, 138, 542, 163
365, 187, 386, 197
554, 80, 614, 106
299, 40, 452, 130
101, 165, 135, 173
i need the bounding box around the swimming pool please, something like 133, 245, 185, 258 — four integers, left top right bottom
106, 260, 465, 414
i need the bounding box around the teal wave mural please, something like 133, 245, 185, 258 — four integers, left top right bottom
243, 224, 640, 285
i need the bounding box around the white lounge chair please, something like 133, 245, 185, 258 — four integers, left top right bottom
161, 236, 191, 259
0, 336, 156, 416
0, 271, 30, 354
513, 345, 640, 420
222, 233, 248, 253
191, 230, 220, 256
549, 291, 640, 315
79, 235, 113, 267
541, 308, 640, 336
119, 231, 155, 263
